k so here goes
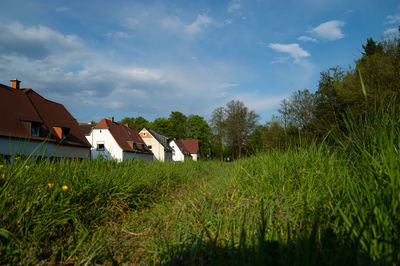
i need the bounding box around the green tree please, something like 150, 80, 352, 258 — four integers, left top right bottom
168, 111, 187, 139
119, 117, 135, 128
150, 118, 172, 137
134, 116, 149, 131
210, 107, 226, 160
187, 115, 211, 156
212, 100, 259, 159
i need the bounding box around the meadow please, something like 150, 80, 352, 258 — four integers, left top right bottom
0, 108, 399, 265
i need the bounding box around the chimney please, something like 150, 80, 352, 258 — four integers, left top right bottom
10, 79, 21, 89
108, 117, 114, 123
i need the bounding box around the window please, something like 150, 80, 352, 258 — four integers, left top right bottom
97, 144, 105, 151
31, 123, 41, 137
142, 132, 146, 136
62, 128, 70, 139
148, 145, 152, 150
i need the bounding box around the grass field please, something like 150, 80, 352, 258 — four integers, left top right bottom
1, 109, 399, 265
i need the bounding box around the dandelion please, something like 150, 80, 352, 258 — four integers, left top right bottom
0, 164, 3, 169
62, 185, 68, 191
48, 183, 54, 188
25, 165, 30, 170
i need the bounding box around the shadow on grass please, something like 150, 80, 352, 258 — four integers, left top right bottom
159, 202, 375, 266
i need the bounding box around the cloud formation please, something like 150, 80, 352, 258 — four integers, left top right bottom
162, 14, 212, 37
269, 43, 310, 62
311, 20, 345, 41
297, 36, 318, 43
385, 14, 400, 25
227, 0, 241, 13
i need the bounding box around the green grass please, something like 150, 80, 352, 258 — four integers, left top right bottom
1, 107, 399, 264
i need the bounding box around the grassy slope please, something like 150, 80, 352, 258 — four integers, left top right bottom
1, 108, 399, 265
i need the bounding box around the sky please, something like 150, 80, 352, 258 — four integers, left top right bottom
0, 0, 399, 124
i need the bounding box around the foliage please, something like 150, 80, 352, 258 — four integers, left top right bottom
211, 100, 259, 159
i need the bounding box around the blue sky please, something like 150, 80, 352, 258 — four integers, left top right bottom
1, 0, 399, 123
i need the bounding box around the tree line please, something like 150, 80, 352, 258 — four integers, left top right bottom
117, 28, 399, 160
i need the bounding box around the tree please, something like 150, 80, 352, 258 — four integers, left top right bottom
211, 100, 259, 159
287, 89, 316, 132
187, 115, 211, 156
168, 111, 187, 139
278, 98, 290, 130
150, 118, 172, 137
210, 107, 226, 160
134, 116, 149, 131
119, 117, 135, 128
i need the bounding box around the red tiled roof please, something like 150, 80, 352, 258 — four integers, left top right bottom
181, 139, 199, 154
0, 83, 91, 148
94, 119, 152, 154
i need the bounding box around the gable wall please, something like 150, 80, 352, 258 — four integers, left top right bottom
87, 129, 123, 161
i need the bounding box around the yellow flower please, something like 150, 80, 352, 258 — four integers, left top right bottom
48, 183, 54, 188
0, 165, 3, 169
62, 185, 68, 191
15, 157, 20, 160
1, 173, 4, 179
25, 165, 30, 170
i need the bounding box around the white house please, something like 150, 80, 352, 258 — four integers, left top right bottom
139, 128, 173, 162
0, 80, 91, 159
85, 117, 153, 162
181, 140, 200, 161
169, 139, 192, 162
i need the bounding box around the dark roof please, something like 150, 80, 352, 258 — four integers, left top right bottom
173, 139, 191, 155
79, 124, 95, 136
144, 127, 173, 151
94, 119, 152, 154
181, 139, 199, 154
0, 83, 91, 148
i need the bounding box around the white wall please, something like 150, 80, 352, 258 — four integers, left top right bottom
0, 137, 90, 159
86, 129, 123, 161
169, 140, 185, 162
191, 153, 199, 161
123, 151, 154, 162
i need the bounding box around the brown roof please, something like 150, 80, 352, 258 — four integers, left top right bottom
174, 139, 191, 155
0, 83, 91, 148
181, 139, 199, 154
79, 124, 95, 136
94, 119, 152, 154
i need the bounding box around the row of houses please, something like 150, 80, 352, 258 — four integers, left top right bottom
0, 80, 199, 162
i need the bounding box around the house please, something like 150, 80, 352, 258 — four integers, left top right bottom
0, 79, 91, 159
181, 140, 200, 161
85, 117, 153, 162
169, 139, 192, 162
139, 128, 173, 162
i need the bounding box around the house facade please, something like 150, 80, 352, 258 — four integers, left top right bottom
0, 80, 91, 159
169, 139, 192, 162
181, 140, 200, 161
139, 128, 173, 162
85, 117, 153, 162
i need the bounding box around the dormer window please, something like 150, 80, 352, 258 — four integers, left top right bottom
31, 123, 41, 137
53, 126, 70, 139
62, 128, 70, 139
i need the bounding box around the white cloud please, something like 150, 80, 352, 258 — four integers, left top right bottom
185, 14, 212, 35
162, 14, 212, 37
297, 36, 318, 43
105, 31, 131, 39
385, 15, 400, 25
311, 20, 345, 41
55, 7, 69, 12
228, 0, 241, 13
384, 27, 399, 36
0, 22, 83, 60
268, 43, 310, 63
